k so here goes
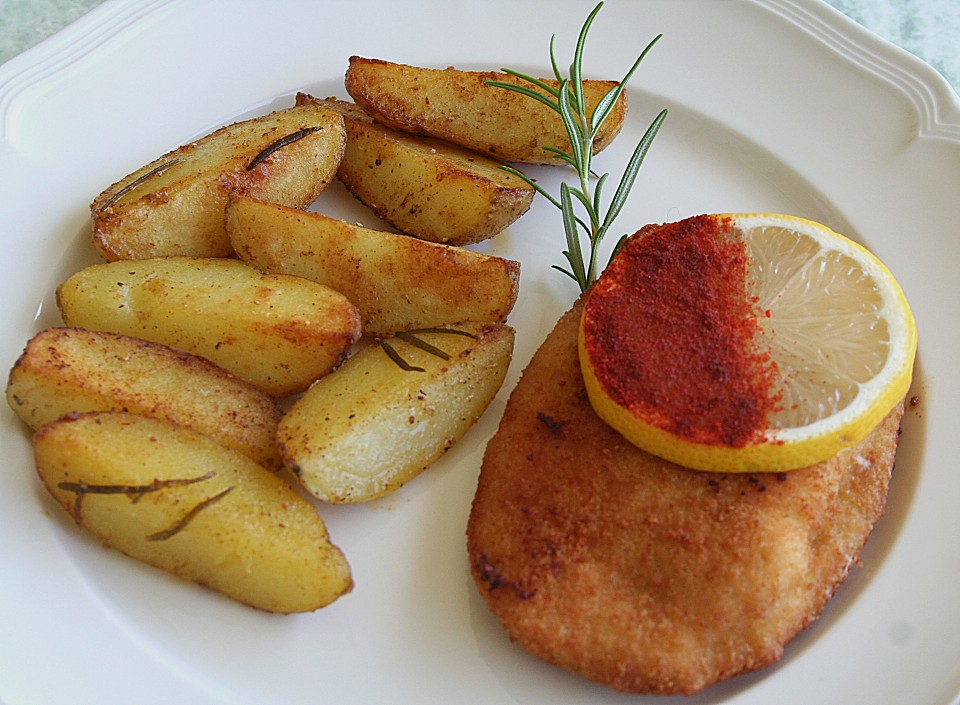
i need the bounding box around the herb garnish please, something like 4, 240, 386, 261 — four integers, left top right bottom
58, 471, 216, 520
247, 126, 322, 171
380, 327, 479, 372
487, 1, 667, 292
58, 471, 232, 541
146, 486, 234, 541
98, 159, 184, 211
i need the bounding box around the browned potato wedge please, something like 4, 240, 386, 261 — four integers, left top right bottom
91, 103, 346, 261
297, 94, 534, 245
344, 57, 626, 165
279, 323, 514, 504
34, 412, 352, 613
6, 327, 282, 469
227, 195, 520, 336
56, 257, 361, 396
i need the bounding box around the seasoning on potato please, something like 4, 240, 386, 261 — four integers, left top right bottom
6, 327, 283, 470
344, 57, 626, 165
226, 194, 520, 336
34, 412, 353, 613
279, 322, 515, 504
91, 102, 346, 261
56, 256, 361, 396
296, 94, 535, 245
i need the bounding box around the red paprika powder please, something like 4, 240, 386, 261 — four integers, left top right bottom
580, 215, 781, 448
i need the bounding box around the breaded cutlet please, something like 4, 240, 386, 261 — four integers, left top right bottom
467, 300, 902, 694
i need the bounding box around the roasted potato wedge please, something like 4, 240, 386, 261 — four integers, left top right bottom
227, 195, 520, 336
6, 327, 282, 469
344, 57, 626, 165
56, 257, 361, 396
297, 94, 534, 245
91, 103, 346, 261
279, 323, 515, 503
34, 412, 352, 613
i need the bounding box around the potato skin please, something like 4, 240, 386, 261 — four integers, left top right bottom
34, 412, 352, 613
6, 327, 283, 469
227, 195, 520, 336
344, 57, 626, 165
297, 94, 534, 245
279, 323, 515, 504
56, 257, 361, 396
91, 103, 346, 261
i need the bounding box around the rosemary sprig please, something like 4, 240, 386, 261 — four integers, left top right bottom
57, 471, 230, 540
58, 471, 217, 521
487, 1, 667, 292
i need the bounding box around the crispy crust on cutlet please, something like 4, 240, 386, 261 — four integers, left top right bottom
466, 300, 903, 695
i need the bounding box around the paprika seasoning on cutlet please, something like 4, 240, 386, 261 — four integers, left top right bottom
580, 215, 781, 448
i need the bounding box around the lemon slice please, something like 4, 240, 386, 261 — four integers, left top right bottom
578, 213, 917, 473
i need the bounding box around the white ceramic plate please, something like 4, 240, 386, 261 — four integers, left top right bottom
2, 1, 958, 703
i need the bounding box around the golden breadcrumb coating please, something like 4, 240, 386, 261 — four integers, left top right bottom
467, 301, 902, 694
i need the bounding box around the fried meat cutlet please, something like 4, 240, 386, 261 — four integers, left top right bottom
466, 300, 903, 695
